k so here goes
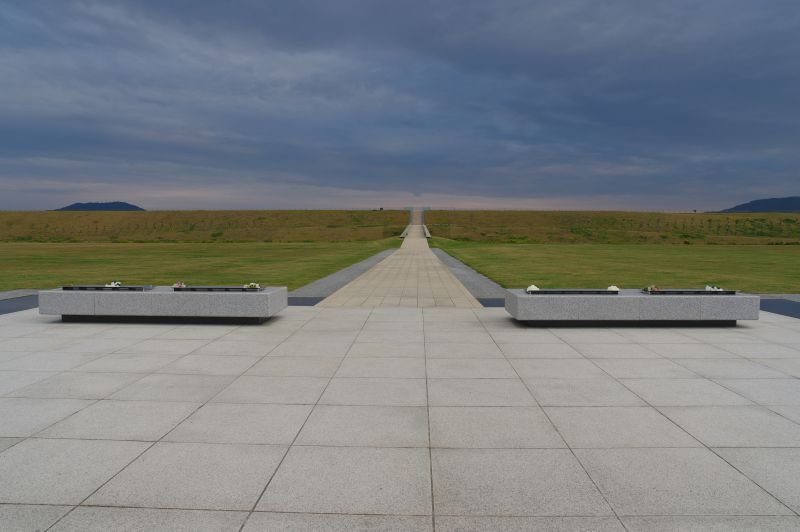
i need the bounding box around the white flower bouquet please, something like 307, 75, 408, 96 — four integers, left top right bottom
244, 282, 261, 289
104, 281, 122, 287
526, 284, 540, 293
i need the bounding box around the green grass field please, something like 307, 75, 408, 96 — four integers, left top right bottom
0, 210, 408, 242
0, 239, 400, 291
2, 209, 798, 293
426, 210, 800, 244
431, 238, 800, 293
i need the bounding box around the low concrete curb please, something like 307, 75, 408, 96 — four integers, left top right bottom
761, 298, 800, 319
0, 289, 39, 301
430, 248, 507, 306
0, 294, 38, 315
288, 249, 396, 304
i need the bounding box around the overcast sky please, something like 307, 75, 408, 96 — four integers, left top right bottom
1, 1, 798, 210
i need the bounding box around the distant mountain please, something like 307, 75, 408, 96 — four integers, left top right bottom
721, 196, 800, 213
55, 201, 145, 211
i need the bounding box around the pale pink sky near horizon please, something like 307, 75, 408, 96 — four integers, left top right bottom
0, 176, 767, 212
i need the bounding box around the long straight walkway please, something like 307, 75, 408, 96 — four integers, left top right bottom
318, 225, 481, 308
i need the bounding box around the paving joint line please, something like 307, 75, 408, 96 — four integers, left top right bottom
236, 306, 375, 532
43, 313, 315, 531
569, 332, 800, 518
475, 311, 630, 531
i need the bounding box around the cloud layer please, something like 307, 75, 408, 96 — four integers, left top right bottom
1, 0, 798, 210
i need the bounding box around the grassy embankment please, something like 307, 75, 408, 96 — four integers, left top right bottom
427, 211, 800, 293
0, 211, 407, 290
0, 210, 407, 242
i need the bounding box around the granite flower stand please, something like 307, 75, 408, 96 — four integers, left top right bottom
39, 286, 288, 324
505, 288, 759, 325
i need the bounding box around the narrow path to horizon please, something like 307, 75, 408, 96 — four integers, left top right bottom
318, 213, 481, 308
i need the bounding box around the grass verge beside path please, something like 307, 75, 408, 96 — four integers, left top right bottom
0, 239, 400, 291
430, 238, 800, 293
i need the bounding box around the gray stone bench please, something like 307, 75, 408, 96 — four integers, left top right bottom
505, 289, 759, 325
39, 286, 288, 323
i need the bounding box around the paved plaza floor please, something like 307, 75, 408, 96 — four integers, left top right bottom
1, 306, 800, 530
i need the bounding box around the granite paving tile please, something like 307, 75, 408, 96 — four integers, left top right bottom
156, 354, 260, 376
165, 403, 311, 444
212, 376, 328, 404
510, 359, 609, 379
87, 442, 286, 510
426, 358, 517, 379
245, 356, 342, 377
319, 377, 427, 406
258, 446, 432, 515
0, 438, 149, 504
296, 405, 428, 447
435, 516, 625, 532
428, 378, 536, 406
620, 378, 752, 406
242, 512, 432, 532
0, 370, 57, 395
432, 448, 612, 516
622, 516, 800, 531
8, 371, 142, 399
50, 507, 247, 532
659, 406, 800, 447
0, 397, 93, 437
545, 406, 700, 448
111, 374, 234, 402
576, 447, 791, 516
429, 406, 564, 448
527, 378, 644, 406
717, 379, 800, 405
334, 357, 426, 378
39, 399, 199, 441
593, 358, 699, 379
0, 504, 72, 532
675, 358, 788, 379
716, 448, 800, 513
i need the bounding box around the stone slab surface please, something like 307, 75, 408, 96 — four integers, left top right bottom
575, 447, 792, 515
318, 225, 481, 308
0, 504, 71, 532
50, 507, 247, 532
289, 249, 396, 298
430, 248, 507, 299
87, 442, 287, 510
0, 306, 798, 526
258, 446, 432, 515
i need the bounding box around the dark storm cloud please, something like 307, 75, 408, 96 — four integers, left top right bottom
1, 0, 798, 209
